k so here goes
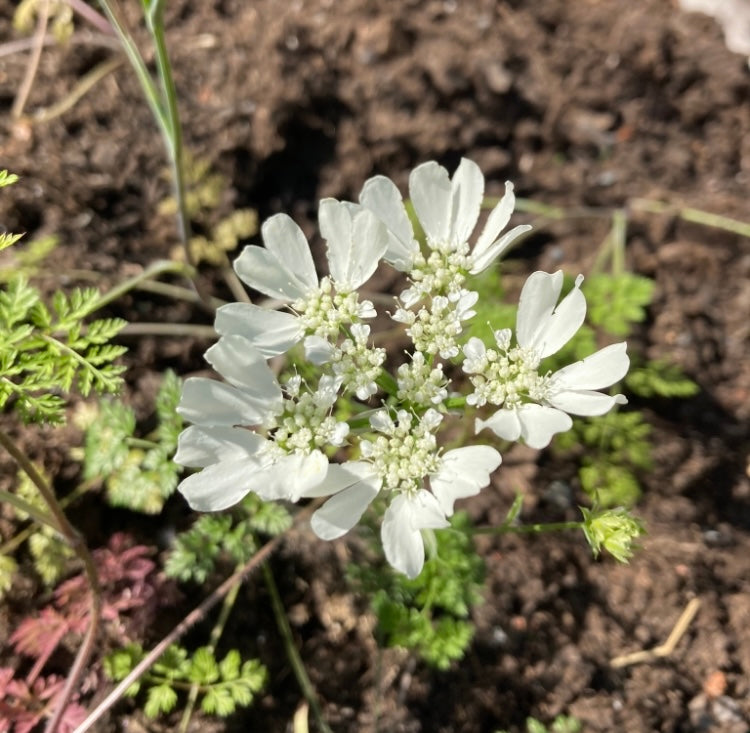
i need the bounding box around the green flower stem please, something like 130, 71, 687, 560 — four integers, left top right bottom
376, 369, 399, 398
471, 520, 584, 536
262, 563, 333, 733
0, 427, 102, 733
178, 570, 242, 733
443, 395, 468, 410
96, 1, 167, 138
144, 0, 191, 258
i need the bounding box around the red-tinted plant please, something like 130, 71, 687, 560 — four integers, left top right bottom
1, 533, 174, 732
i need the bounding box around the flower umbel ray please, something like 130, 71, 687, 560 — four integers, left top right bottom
466, 271, 630, 449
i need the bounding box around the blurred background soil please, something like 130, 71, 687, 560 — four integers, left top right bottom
1, 0, 749, 731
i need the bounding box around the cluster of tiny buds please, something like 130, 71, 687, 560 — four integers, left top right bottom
294, 277, 374, 340
393, 290, 478, 359
328, 323, 386, 400
359, 409, 443, 493
402, 242, 470, 305
396, 352, 449, 406
269, 375, 349, 452
463, 331, 549, 408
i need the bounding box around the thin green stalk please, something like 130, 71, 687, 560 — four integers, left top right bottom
178, 574, 242, 733
88, 259, 196, 313
120, 323, 216, 338
472, 520, 583, 536
0, 428, 102, 733
145, 0, 192, 257
262, 563, 333, 733
97, 0, 168, 138
0, 489, 60, 532
630, 198, 750, 238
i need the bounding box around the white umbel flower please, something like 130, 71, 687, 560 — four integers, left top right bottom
359, 158, 531, 281
224, 200, 388, 358
309, 409, 501, 578
469, 271, 630, 449
175, 335, 349, 511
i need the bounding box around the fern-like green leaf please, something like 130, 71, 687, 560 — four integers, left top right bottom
144, 684, 178, 718
626, 359, 699, 398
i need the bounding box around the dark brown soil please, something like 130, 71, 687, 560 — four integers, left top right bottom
1, 0, 749, 731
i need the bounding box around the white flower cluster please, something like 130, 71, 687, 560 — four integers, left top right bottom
175, 158, 630, 578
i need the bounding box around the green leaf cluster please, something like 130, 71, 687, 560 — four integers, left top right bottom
0, 277, 127, 424
349, 512, 484, 670
104, 643, 267, 719
82, 371, 183, 513
584, 272, 654, 337
626, 359, 699, 398
165, 493, 291, 583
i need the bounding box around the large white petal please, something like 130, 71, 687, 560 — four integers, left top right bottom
516, 404, 573, 449
261, 214, 317, 291
359, 176, 418, 270
469, 224, 532, 274
551, 342, 629, 390
449, 158, 484, 244
347, 208, 388, 288
233, 245, 310, 301
476, 409, 522, 442
430, 445, 502, 515
174, 425, 264, 467
214, 303, 302, 357
473, 181, 516, 258
204, 335, 281, 398
408, 161, 452, 243
178, 377, 272, 426
382, 491, 449, 579
310, 473, 381, 540
515, 271, 564, 351
256, 450, 330, 502
531, 275, 586, 358
177, 457, 259, 511
302, 461, 379, 498
319, 198, 353, 285
547, 389, 627, 416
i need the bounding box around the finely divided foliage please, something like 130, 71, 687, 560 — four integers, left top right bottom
175, 159, 630, 578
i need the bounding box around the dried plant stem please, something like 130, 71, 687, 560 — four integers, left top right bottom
34, 56, 124, 124
611, 597, 701, 668
630, 198, 750, 238
120, 322, 216, 338
74, 502, 319, 733
0, 427, 102, 733
11, 0, 50, 119
263, 563, 334, 733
